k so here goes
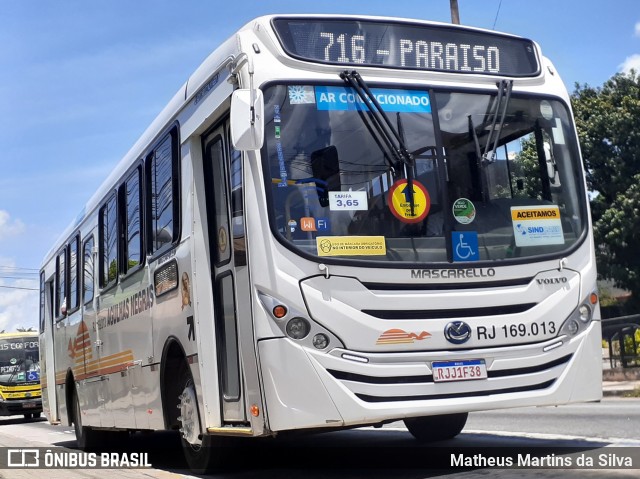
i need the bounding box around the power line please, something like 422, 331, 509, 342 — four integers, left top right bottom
0, 269, 39, 277
493, 0, 503, 30
0, 285, 39, 291
0, 276, 38, 281
0, 266, 39, 271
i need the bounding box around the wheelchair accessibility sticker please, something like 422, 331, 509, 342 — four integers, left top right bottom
452, 232, 479, 262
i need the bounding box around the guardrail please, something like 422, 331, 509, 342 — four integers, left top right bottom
602, 315, 640, 369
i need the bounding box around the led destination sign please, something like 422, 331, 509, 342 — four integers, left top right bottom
273, 18, 540, 77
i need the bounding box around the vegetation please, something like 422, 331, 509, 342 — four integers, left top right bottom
572, 71, 640, 311
623, 387, 640, 398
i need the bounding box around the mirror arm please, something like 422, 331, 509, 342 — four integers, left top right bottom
230, 53, 249, 77
248, 57, 256, 126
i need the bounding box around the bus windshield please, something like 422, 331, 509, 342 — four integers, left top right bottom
262, 83, 586, 264
0, 338, 40, 385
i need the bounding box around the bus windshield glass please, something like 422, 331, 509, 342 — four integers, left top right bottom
0, 338, 40, 385
262, 83, 586, 264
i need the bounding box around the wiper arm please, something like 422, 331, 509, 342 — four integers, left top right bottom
352, 107, 398, 174
340, 70, 417, 214
7, 358, 24, 384
482, 79, 513, 164
469, 115, 491, 204
469, 115, 483, 163
341, 70, 415, 169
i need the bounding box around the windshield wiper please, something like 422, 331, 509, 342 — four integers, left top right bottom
340, 70, 417, 214
7, 358, 24, 384
467, 80, 513, 203
351, 106, 398, 174
482, 79, 513, 164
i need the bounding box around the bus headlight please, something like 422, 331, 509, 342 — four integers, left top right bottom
258, 291, 344, 350
578, 304, 592, 323
312, 333, 330, 350
286, 318, 310, 339
559, 292, 597, 337
563, 319, 579, 336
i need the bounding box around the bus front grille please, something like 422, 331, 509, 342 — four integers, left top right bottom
325, 354, 571, 403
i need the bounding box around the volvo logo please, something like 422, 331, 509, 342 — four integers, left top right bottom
536, 277, 568, 285
444, 321, 472, 344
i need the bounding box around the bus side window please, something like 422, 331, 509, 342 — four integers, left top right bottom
230, 146, 246, 267
99, 193, 118, 289
39, 271, 45, 333
121, 166, 143, 274
146, 128, 180, 257
68, 234, 80, 313
55, 247, 67, 320
82, 236, 95, 305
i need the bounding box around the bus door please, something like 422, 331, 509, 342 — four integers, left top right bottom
202, 123, 246, 422
41, 278, 59, 422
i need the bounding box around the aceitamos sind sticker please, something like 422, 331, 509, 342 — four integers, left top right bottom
511, 205, 564, 247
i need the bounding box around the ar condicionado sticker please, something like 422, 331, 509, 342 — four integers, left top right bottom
388, 179, 430, 223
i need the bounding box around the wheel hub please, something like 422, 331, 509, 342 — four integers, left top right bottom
178, 384, 201, 445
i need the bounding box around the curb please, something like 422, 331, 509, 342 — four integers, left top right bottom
603, 389, 638, 398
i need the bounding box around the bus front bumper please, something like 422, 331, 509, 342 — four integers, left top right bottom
0, 398, 42, 417
258, 322, 602, 432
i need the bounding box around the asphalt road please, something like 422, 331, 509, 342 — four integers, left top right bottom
464, 397, 640, 441
0, 398, 637, 478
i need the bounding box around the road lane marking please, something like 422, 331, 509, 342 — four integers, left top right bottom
367, 425, 640, 446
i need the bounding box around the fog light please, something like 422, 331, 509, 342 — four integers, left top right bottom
286, 318, 310, 339
312, 333, 329, 349
565, 319, 579, 335
578, 304, 591, 322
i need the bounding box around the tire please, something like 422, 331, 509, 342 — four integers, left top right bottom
73, 391, 129, 451
23, 413, 32, 420
177, 363, 222, 473
182, 434, 224, 474
73, 391, 93, 449
73, 389, 106, 450
404, 412, 468, 442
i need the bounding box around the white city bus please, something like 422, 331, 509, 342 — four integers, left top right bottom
39, 14, 601, 471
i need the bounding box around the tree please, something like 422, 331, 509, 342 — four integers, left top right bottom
572, 71, 640, 309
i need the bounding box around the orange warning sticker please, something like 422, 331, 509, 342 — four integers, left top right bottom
387, 179, 430, 223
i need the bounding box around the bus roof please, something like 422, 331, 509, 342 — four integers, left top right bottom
0, 331, 38, 340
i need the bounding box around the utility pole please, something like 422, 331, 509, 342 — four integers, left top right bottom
450, 0, 460, 24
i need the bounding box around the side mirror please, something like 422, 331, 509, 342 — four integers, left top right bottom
310, 146, 341, 207
230, 89, 264, 151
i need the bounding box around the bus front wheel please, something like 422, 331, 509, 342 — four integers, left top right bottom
178, 363, 222, 473
404, 412, 468, 442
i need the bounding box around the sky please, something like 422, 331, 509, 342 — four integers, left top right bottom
0, 0, 639, 332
